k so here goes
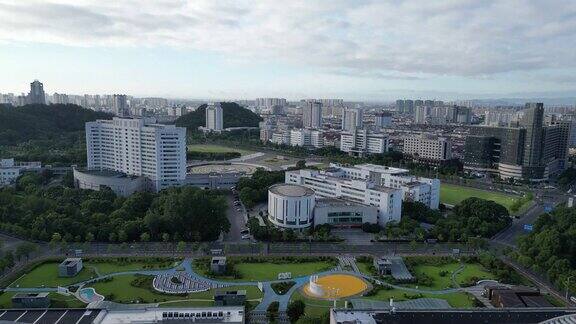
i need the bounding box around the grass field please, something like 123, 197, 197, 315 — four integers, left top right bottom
89, 274, 262, 304
440, 184, 523, 210
9, 259, 179, 288
290, 291, 346, 317
405, 262, 496, 290
187, 144, 253, 156
194, 258, 337, 282
0, 291, 86, 308
9, 262, 97, 288
362, 288, 477, 308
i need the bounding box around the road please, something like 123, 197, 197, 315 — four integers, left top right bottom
492, 188, 568, 247
222, 193, 246, 243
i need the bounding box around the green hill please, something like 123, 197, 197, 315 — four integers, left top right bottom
175, 102, 262, 131
0, 104, 112, 145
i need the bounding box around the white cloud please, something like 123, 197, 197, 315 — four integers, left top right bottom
0, 0, 575, 80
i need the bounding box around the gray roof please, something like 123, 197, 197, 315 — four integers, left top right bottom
269, 183, 314, 197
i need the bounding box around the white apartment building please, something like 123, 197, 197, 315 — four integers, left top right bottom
205, 103, 224, 131
374, 112, 392, 128
333, 163, 440, 210
403, 135, 452, 162
342, 108, 363, 131
289, 129, 324, 148
285, 167, 402, 225
85, 117, 187, 192
340, 129, 388, 157
271, 130, 291, 145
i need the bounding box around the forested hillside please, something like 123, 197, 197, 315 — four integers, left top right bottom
0, 104, 111, 145
0, 104, 111, 164
175, 102, 262, 131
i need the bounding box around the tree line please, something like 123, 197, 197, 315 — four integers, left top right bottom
0, 173, 230, 243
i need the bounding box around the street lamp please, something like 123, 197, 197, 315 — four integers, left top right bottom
566, 275, 574, 302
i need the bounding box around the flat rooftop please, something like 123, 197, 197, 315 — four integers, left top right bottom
269, 183, 315, 197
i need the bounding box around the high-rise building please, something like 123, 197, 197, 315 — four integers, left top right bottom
289, 129, 324, 148
374, 112, 393, 128
205, 103, 224, 131
302, 101, 323, 129
112, 94, 129, 117
255, 98, 287, 107
464, 103, 569, 181
340, 129, 388, 157
519, 103, 544, 179
414, 106, 429, 124
84, 117, 187, 192
341, 108, 363, 131
27, 80, 46, 105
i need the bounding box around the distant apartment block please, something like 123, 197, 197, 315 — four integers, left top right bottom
289, 129, 324, 148
205, 103, 224, 132
340, 129, 388, 157
302, 101, 323, 129
403, 135, 452, 162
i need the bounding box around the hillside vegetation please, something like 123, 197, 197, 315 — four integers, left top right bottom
0, 104, 111, 145
175, 102, 262, 131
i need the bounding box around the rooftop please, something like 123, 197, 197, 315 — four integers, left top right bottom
269, 183, 315, 197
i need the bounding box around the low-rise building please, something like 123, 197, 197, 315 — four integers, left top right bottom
11, 293, 50, 308
58, 258, 83, 277
211, 256, 227, 275
73, 168, 147, 197
285, 167, 402, 226
313, 198, 377, 227
0, 158, 42, 187
268, 183, 315, 229
214, 290, 246, 306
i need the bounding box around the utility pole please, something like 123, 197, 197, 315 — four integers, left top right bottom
566, 275, 574, 302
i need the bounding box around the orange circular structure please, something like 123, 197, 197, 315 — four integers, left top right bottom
302, 274, 369, 299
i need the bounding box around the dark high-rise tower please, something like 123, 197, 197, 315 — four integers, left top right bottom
27, 80, 46, 105
519, 103, 544, 179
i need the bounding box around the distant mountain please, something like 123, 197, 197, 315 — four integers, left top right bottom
0, 104, 112, 146
175, 102, 262, 131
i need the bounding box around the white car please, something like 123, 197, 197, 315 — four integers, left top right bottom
241, 234, 251, 240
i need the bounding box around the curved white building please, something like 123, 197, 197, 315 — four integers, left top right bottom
268, 183, 315, 229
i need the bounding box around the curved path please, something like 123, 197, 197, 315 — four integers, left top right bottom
3, 258, 489, 312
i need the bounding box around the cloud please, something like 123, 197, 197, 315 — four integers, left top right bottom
1, 0, 575, 80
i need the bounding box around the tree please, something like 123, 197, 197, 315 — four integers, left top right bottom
15, 242, 38, 261
162, 233, 170, 242
140, 232, 150, 242
85, 232, 95, 242
295, 160, 306, 169
287, 300, 305, 323
176, 241, 186, 253
49, 232, 62, 249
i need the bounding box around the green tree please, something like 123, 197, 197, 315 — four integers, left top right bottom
287, 300, 305, 323
176, 241, 186, 253
140, 232, 150, 242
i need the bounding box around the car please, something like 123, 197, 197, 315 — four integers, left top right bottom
241, 234, 251, 240
236, 208, 241, 211
240, 229, 250, 235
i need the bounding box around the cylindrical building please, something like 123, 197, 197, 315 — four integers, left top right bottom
268, 183, 315, 229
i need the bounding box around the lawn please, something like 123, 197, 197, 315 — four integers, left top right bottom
290, 291, 345, 317
194, 258, 337, 282
234, 262, 335, 282
403, 262, 496, 290
85, 258, 180, 275
0, 291, 86, 309
187, 144, 253, 156
440, 184, 521, 210
9, 262, 97, 288
362, 288, 477, 308
89, 274, 261, 304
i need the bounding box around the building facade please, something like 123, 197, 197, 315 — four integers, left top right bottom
342, 108, 363, 131
268, 183, 315, 229
206, 103, 224, 131
302, 101, 323, 129
403, 135, 452, 162
27, 80, 46, 105
340, 129, 388, 157
85, 117, 187, 192
285, 167, 402, 225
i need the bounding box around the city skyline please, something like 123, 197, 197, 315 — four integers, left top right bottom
1, 0, 576, 100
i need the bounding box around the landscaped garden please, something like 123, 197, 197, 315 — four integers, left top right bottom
0, 291, 87, 309
8, 257, 181, 288
187, 144, 253, 156
193, 256, 338, 282
88, 274, 262, 305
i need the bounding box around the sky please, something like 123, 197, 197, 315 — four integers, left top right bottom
1, 0, 576, 101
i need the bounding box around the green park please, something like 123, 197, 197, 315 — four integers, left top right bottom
440, 183, 531, 212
